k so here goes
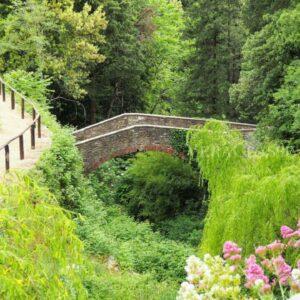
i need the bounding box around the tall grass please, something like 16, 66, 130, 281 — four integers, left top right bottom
0, 174, 88, 298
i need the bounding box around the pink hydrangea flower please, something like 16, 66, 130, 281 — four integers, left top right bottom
245, 255, 270, 291
261, 259, 272, 271
272, 255, 292, 285
288, 239, 300, 248
267, 240, 285, 252
223, 241, 242, 262
255, 246, 267, 256
294, 230, 300, 238
230, 254, 242, 262
281, 225, 295, 239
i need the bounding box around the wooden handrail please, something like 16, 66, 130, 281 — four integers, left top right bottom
0, 77, 42, 172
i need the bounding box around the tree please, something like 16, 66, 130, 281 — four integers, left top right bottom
242, 0, 293, 33
143, 0, 189, 115
84, 0, 150, 122
0, 0, 107, 99
230, 4, 300, 123
259, 60, 300, 151
118, 152, 203, 223
181, 0, 246, 119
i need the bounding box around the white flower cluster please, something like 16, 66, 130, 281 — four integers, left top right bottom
177, 254, 241, 300
290, 268, 300, 295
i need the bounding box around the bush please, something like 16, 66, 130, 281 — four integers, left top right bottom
188, 121, 300, 261
117, 151, 204, 222
86, 261, 177, 300
4, 70, 51, 107
152, 214, 205, 246
35, 127, 87, 211
89, 158, 132, 205
78, 197, 194, 282
170, 129, 189, 157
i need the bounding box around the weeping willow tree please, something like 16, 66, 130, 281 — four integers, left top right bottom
187, 121, 300, 261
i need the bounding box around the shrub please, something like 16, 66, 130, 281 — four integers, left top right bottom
78, 198, 194, 282
170, 129, 189, 157
152, 214, 205, 246
118, 151, 204, 222
89, 158, 132, 205
188, 121, 300, 260
86, 261, 177, 300
35, 127, 86, 211
4, 69, 51, 107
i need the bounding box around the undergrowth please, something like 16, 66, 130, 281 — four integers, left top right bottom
0, 174, 88, 299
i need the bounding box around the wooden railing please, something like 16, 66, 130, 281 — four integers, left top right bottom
0, 77, 42, 172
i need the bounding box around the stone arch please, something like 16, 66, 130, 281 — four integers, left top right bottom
74, 113, 256, 173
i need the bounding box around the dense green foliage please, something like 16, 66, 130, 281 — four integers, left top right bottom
188, 121, 300, 261
90, 157, 205, 247
0, 174, 88, 299
1, 0, 299, 149
79, 196, 194, 282
1, 0, 300, 298
152, 214, 204, 247
117, 152, 203, 222
144, 0, 189, 114
242, 0, 293, 33
2, 71, 183, 298
230, 3, 300, 150
259, 60, 300, 151
0, 0, 107, 99
181, 0, 246, 118
86, 262, 177, 300
84, 0, 148, 120
4, 70, 51, 107
230, 4, 300, 122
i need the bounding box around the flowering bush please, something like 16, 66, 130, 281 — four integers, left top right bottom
177, 221, 300, 299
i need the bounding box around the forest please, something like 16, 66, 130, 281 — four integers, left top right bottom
0, 0, 299, 299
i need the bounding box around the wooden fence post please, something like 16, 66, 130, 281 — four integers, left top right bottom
31, 124, 36, 149
11, 90, 15, 110
38, 116, 42, 138
19, 135, 24, 160
2, 84, 5, 102
5, 145, 9, 171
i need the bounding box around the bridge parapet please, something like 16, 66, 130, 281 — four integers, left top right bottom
74, 113, 256, 142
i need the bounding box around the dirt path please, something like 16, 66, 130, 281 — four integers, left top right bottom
0, 96, 51, 176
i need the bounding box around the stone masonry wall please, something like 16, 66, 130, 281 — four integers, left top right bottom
76, 122, 255, 173
76, 125, 176, 172
74, 113, 256, 142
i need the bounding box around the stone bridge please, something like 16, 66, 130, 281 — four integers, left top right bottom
74, 113, 256, 172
